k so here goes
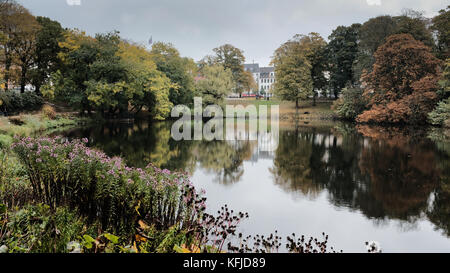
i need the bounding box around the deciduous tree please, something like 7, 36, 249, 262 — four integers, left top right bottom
357, 34, 442, 124
151, 42, 196, 106
272, 33, 320, 108
395, 9, 434, 49
431, 6, 450, 60
0, 0, 40, 92
429, 58, 450, 126
195, 64, 233, 106
120, 41, 174, 119
44, 31, 174, 119
30, 16, 64, 95
307, 33, 328, 105
241, 70, 257, 93
352, 16, 397, 83
326, 24, 361, 98
353, 11, 435, 84
212, 44, 247, 96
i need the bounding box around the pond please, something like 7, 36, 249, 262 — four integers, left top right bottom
59, 120, 450, 253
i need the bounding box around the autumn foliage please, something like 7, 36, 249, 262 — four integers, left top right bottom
357, 34, 442, 124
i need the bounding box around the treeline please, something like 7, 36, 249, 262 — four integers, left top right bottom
0, 0, 255, 119
273, 7, 449, 126
0, 0, 191, 119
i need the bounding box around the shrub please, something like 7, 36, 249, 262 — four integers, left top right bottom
21, 92, 44, 111
0, 149, 32, 208
358, 77, 440, 124
41, 105, 56, 120
0, 92, 43, 114
332, 87, 367, 120
429, 98, 450, 126
2, 204, 85, 253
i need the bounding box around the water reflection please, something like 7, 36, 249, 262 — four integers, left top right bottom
61, 121, 450, 239
426, 131, 450, 236
194, 141, 254, 185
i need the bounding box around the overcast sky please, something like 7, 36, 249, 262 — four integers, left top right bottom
18, 0, 447, 66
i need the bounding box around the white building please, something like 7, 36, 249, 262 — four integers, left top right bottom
244, 63, 275, 96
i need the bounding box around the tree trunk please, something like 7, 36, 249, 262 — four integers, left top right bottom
20, 68, 27, 93
4, 57, 11, 91
135, 105, 143, 115
313, 92, 317, 107
296, 99, 299, 109
35, 85, 41, 96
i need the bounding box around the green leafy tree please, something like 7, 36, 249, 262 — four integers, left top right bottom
242, 70, 257, 93
195, 64, 233, 106
271, 34, 315, 108
197, 55, 217, 72
212, 44, 247, 96
432, 6, 450, 60
394, 10, 434, 48
14, 18, 40, 93
30, 16, 64, 95
0, 0, 40, 92
354, 11, 435, 83
429, 58, 450, 126
150, 42, 196, 106
353, 16, 397, 82
68, 31, 128, 115
326, 24, 361, 98
438, 58, 450, 100
44, 30, 173, 120
332, 86, 367, 120
429, 98, 450, 127
118, 41, 174, 119
44, 29, 99, 112
307, 33, 328, 105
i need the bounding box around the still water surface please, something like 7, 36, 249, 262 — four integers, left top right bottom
60, 121, 450, 252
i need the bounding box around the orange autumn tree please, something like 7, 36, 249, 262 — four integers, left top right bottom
357, 34, 442, 124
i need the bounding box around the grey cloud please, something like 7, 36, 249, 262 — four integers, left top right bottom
19, 0, 447, 66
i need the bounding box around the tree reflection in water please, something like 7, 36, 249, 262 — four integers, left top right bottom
61, 121, 450, 236
426, 128, 450, 236
271, 124, 448, 234
194, 140, 256, 185
59, 121, 196, 171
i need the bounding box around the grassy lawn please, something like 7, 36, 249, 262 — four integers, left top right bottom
0, 112, 90, 148
225, 98, 337, 121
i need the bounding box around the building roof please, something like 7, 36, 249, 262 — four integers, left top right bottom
244, 63, 260, 73
259, 67, 275, 78
259, 67, 274, 73
244, 64, 274, 76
